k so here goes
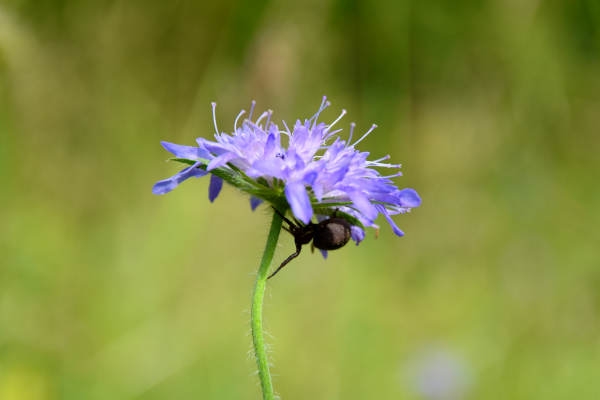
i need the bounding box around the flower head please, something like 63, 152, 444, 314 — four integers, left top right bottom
153, 97, 421, 246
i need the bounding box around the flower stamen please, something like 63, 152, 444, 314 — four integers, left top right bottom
309, 96, 331, 128
255, 111, 269, 127
248, 100, 257, 120
282, 120, 291, 135
234, 110, 246, 132
351, 124, 377, 147
211, 102, 219, 136
348, 122, 356, 145
265, 110, 273, 132
325, 109, 347, 133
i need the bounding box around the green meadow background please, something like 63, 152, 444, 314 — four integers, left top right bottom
1, 1, 599, 399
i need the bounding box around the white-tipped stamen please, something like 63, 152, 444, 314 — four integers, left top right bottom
352, 124, 377, 147
379, 172, 403, 179
248, 100, 256, 120
309, 96, 327, 121
369, 162, 402, 168
325, 109, 346, 133
211, 102, 219, 135
234, 110, 246, 131
347, 122, 356, 145
264, 109, 273, 132
371, 155, 391, 163
255, 111, 269, 127
282, 120, 291, 135
310, 96, 331, 128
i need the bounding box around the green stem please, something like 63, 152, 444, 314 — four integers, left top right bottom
251, 210, 283, 400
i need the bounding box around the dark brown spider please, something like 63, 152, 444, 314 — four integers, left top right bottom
268, 208, 352, 279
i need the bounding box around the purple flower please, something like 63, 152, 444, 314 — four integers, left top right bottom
153, 97, 421, 244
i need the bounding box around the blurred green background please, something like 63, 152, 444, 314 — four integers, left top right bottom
1, 0, 599, 399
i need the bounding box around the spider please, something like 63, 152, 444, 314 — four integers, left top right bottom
268, 208, 352, 279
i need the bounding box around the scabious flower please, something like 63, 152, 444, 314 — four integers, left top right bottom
153, 97, 421, 249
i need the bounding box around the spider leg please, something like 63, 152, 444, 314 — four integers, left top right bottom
292, 217, 304, 227
267, 242, 302, 279
272, 207, 299, 230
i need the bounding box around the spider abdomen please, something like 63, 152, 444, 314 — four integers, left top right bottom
313, 218, 352, 250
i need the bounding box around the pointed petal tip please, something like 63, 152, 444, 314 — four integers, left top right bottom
160, 141, 210, 160
393, 227, 405, 237
152, 162, 208, 196
152, 180, 175, 195
160, 141, 175, 153
208, 175, 223, 203
399, 188, 421, 208
250, 196, 263, 211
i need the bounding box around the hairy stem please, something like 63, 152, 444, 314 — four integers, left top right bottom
251, 210, 283, 400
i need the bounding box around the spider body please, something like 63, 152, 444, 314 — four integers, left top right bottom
312, 218, 352, 250
268, 209, 351, 279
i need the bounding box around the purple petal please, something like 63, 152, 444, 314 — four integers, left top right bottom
208, 175, 223, 202
303, 171, 318, 186
398, 188, 421, 208
289, 123, 308, 148
152, 179, 178, 195
351, 225, 365, 245
207, 152, 235, 171
250, 196, 263, 211
196, 138, 230, 156
292, 151, 306, 170
263, 132, 279, 157
320, 249, 328, 259
348, 191, 378, 221
284, 181, 313, 224
161, 141, 210, 160
376, 205, 405, 237
152, 162, 208, 195
338, 206, 377, 229
328, 164, 350, 183
251, 159, 285, 179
